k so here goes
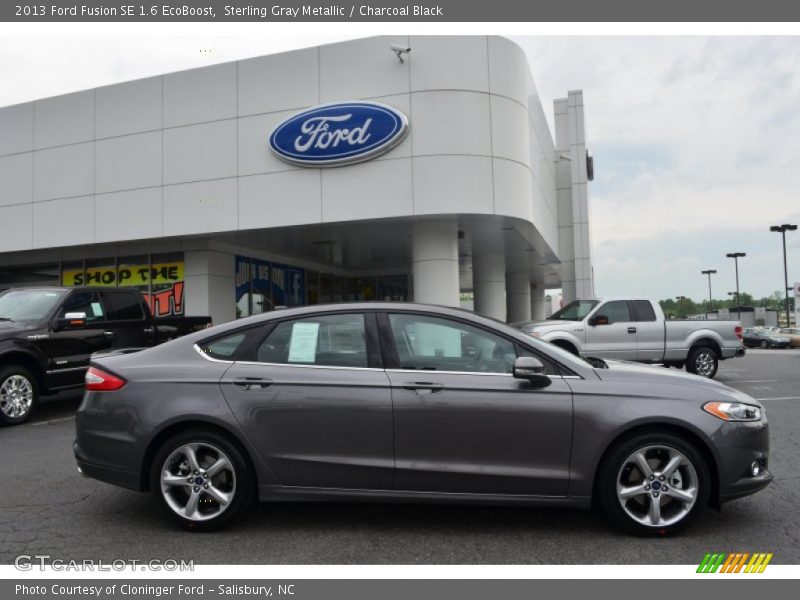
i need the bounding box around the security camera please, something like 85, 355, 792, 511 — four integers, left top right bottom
390, 44, 411, 63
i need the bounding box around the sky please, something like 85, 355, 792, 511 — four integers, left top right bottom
1, 33, 798, 302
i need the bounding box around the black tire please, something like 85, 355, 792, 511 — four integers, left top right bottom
685, 346, 718, 378
597, 430, 711, 536
150, 428, 253, 531
760, 340, 768, 349
0, 365, 39, 426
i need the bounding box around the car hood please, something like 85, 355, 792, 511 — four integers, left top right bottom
595, 359, 761, 405
0, 320, 34, 340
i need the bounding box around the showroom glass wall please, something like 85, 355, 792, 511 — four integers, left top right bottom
0, 252, 185, 317
235, 255, 408, 319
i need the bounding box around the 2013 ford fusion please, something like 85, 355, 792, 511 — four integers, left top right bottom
74, 303, 771, 535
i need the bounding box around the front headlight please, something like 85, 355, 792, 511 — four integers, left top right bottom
703, 401, 762, 422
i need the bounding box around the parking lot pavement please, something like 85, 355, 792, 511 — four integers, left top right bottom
2, 351, 799, 565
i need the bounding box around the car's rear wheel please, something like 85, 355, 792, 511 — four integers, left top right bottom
760, 340, 769, 349
686, 346, 718, 378
151, 429, 252, 531
597, 431, 710, 536
0, 366, 39, 426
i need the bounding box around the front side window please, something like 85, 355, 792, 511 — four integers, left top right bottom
59, 292, 105, 322
388, 314, 516, 374
597, 301, 632, 324
257, 313, 367, 368
548, 299, 599, 321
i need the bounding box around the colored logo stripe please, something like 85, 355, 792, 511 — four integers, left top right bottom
697, 552, 772, 573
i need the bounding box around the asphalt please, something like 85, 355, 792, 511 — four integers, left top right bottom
1, 349, 799, 565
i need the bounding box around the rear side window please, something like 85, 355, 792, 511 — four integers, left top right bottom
102, 292, 144, 321
631, 300, 656, 322
598, 301, 632, 324
256, 314, 367, 368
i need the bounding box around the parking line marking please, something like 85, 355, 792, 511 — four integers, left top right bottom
732, 380, 779, 384
30, 416, 76, 426
756, 396, 800, 402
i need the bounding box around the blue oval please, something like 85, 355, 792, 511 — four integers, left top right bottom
269, 101, 409, 167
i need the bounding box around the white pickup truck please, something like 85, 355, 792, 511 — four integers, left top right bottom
515, 298, 745, 378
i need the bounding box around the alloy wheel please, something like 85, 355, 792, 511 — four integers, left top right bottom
0, 374, 34, 419
693, 351, 715, 377
615, 445, 699, 528
160, 442, 237, 522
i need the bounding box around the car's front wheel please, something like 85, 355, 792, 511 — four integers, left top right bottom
0, 366, 39, 426
597, 431, 710, 536
151, 429, 253, 531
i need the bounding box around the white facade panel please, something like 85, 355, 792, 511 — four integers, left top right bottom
34, 90, 94, 149
491, 95, 531, 165
412, 155, 493, 216
493, 158, 534, 222
0, 102, 34, 156
239, 170, 322, 229
321, 158, 412, 222
33, 195, 94, 248
320, 36, 410, 102
164, 63, 236, 128
0, 204, 33, 252
33, 142, 93, 202
94, 188, 163, 243
238, 48, 319, 116
163, 178, 237, 236
411, 91, 492, 157
0, 152, 33, 207
95, 131, 162, 194
96, 76, 162, 138
164, 120, 237, 185
409, 36, 489, 93
488, 37, 529, 106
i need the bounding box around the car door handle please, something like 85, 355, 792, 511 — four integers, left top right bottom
401, 382, 444, 392
233, 378, 273, 391
628, 327, 637, 334
103, 330, 115, 337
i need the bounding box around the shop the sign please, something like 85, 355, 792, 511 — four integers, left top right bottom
269, 101, 408, 167
62, 262, 184, 287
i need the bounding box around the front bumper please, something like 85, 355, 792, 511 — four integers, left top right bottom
712, 417, 773, 504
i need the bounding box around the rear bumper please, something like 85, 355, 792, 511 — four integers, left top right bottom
74, 440, 142, 491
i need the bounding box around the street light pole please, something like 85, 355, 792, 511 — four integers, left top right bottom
770, 224, 797, 327
701, 269, 717, 312
726, 252, 746, 321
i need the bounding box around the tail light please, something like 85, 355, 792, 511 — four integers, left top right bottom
85, 366, 126, 392
735, 325, 743, 340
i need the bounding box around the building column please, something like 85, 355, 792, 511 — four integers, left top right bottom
411, 219, 460, 307
473, 252, 506, 321
184, 250, 236, 325
530, 282, 547, 320
506, 271, 531, 323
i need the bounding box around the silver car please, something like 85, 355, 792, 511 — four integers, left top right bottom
74, 303, 771, 535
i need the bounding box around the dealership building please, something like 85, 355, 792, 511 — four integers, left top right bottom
0, 36, 594, 325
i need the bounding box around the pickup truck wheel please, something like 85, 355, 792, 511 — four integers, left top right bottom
0, 366, 39, 426
686, 347, 718, 378
597, 431, 710, 536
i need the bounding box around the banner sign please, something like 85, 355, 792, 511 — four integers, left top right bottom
62, 262, 184, 287
236, 256, 306, 307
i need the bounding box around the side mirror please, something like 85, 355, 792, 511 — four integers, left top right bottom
54, 312, 87, 331
589, 314, 610, 326
513, 356, 551, 388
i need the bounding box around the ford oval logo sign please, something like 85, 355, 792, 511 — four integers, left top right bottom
269, 101, 409, 167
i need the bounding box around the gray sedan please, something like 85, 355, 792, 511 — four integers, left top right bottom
74, 303, 772, 535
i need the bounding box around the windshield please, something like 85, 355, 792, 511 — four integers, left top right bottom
0, 289, 66, 323
548, 299, 599, 321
